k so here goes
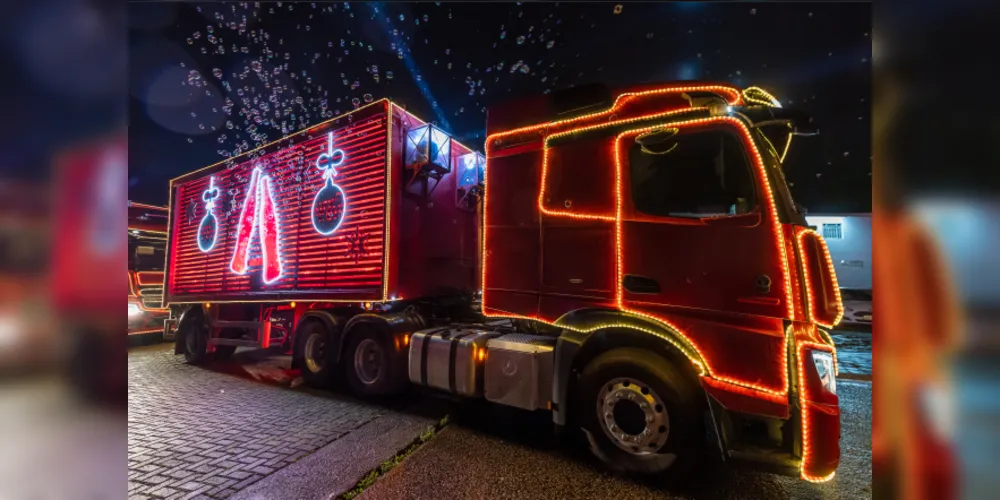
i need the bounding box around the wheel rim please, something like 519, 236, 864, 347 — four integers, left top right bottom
353, 338, 384, 385
596, 377, 669, 455
303, 332, 326, 374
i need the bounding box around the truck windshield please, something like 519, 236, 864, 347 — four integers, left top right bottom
129, 232, 166, 272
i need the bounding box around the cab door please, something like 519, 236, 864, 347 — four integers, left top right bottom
617, 121, 789, 322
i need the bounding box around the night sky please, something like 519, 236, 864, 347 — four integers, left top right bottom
129, 2, 871, 212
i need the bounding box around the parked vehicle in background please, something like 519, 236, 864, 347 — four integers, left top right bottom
840, 288, 873, 326
163, 83, 844, 482
52, 133, 127, 403
0, 181, 53, 376
128, 202, 169, 339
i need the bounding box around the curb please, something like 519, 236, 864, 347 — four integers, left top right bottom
338, 415, 451, 500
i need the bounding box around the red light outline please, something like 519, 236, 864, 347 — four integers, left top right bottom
797, 340, 838, 482
483, 84, 743, 315
796, 228, 845, 328
482, 87, 796, 398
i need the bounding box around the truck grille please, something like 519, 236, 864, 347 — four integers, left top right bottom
139, 286, 164, 310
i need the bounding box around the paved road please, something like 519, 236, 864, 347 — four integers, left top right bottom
830, 329, 872, 380
128, 337, 872, 500
127, 344, 445, 500
362, 381, 872, 500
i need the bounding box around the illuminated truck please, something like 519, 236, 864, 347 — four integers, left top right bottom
128, 202, 169, 339
164, 83, 843, 482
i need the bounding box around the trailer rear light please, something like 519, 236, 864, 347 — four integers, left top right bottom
811, 351, 836, 396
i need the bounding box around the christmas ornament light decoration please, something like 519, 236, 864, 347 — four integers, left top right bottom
230, 166, 283, 284
197, 176, 220, 252
311, 131, 349, 236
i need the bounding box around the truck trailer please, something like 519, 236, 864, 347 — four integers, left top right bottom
163, 82, 844, 482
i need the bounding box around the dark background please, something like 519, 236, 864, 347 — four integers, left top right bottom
127, 2, 871, 212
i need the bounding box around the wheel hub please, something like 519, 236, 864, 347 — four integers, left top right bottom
304, 333, 326, 374
597, 377, 669, 455
354, 338, 384, 385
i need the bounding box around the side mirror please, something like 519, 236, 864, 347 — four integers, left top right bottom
742, 107, 820, 136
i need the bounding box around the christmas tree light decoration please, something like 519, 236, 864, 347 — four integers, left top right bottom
230, 166, 283, 284
311, 131, 349, 236
197, 176, 220, 252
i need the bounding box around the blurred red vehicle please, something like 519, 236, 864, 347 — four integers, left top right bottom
51, 132, 127, 402
0, 180, 53, 376
873, 212, 959, 500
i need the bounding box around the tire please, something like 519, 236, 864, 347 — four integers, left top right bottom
181, 312, 209, 364
293, 320, 335, 388
343, 324, 408, 396
576, 347, 704, 478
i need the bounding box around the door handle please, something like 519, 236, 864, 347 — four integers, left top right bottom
623, 275, 661, 294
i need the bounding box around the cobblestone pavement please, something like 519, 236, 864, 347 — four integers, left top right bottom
128, 343, 389, 500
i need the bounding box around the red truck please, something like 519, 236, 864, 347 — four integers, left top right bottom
163, 82, 843, 482
52, 133, 128, 402
128, 202, 169, 338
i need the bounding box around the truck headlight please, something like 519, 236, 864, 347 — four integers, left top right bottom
811, 351, 836, 395
128, 303, 142, 317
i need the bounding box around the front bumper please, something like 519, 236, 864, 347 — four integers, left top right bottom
702, 339, 841, 482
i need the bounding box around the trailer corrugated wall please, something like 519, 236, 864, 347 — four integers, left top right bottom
165, 102, 390, 304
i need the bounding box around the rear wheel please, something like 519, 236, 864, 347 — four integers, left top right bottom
181, 312, 209, 364
577, 347, 704, 478
343, 324, 407, 396
293, 320, 335, 388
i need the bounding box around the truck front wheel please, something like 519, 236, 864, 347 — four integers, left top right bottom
577, 348, 704, 478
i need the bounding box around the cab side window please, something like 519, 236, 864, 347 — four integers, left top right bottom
629, 129, 757, 218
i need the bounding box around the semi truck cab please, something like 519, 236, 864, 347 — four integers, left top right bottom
165, 83, 842, 482
128, 202, 169, 337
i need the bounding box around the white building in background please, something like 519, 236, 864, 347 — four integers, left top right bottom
806, 213, 872, 290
